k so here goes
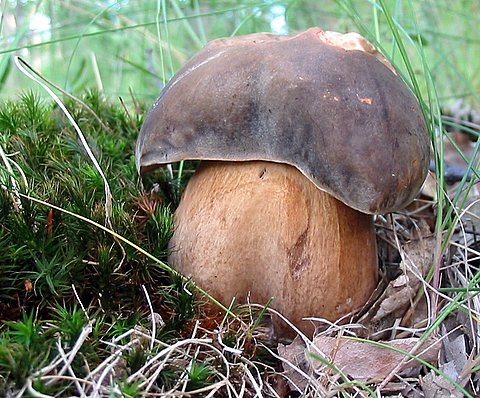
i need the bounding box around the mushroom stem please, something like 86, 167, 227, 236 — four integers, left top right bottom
169, 160, 378, 337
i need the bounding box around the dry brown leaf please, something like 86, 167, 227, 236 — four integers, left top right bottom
421, 172, 438, 199
310, 336, 439, 382
279, 335, 439, 388
421, 370, 463, 398
278, 336, 314, 391
423, 323, 472, 397
443, 331, 468, 378
358, 223, 434, 337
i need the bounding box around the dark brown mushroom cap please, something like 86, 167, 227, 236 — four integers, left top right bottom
136, 27, 430, 214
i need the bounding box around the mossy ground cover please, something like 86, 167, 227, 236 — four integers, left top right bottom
0, 91, 229, 396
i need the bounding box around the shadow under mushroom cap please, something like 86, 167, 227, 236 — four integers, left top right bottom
136, 27, 430, 214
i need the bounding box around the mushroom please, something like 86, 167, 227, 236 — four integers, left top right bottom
136, 27, 429, 337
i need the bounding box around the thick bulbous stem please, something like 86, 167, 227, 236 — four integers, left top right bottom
169, 160, 378, 337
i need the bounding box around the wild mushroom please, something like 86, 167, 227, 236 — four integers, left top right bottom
136, 28, 429, 337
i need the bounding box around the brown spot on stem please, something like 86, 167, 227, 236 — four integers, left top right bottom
288, 228, 310, 280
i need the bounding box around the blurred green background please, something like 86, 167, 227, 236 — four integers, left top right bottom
1, 0, 479, 113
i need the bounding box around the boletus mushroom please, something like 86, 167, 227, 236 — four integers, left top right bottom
136, 27, 429, 337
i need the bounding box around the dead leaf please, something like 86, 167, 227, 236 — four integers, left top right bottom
421, 171, 438, 199
310, 336, 439, 382
278, 336, 313, 391
421, 370, 463, 398
24, 279, 32, 293
442, 327, 468, 378
425, 323, 471, 397
358, 222, 434, 337
279, 335, 439, 388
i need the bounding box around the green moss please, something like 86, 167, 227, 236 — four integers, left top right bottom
0, 91, 198, 395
